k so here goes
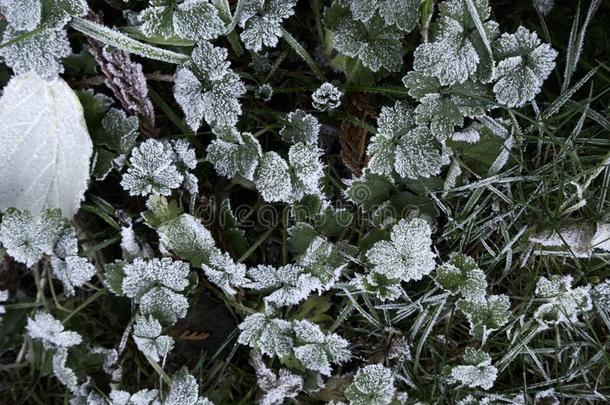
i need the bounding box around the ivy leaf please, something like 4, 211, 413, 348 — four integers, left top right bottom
333, 12, 404, 72
238, 313, 294, 358
345, 364, 396, 405
492, 26, 558, 107
0, 73, 93, 218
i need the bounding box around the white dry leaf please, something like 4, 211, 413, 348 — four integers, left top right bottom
246, 264, 320, 308
344, 364, 396, 405
201, 248, 249, 296
27, 311, 82, 349
52, 348, 79, 393
348, 0, 423, 32
0, 27, 72, 80
279, 110, 320, 145
333, 13, 403, 72
292, 319, 351, 376
50, 256, 96, 297
0, 208, 66, 267
250, 351, 303, 405
529, 223, 596, 258
492, 26, 557, 108
132, 315, 175, 362
239, 0, 297, 52
121, 139, 184, 197
0, 73, 93, 218
0, 0, 42, 31
237, 313, 294, 358
254, 152, 293, 203
533, 275, 592, 327
449, 348, 498, 390
312, 83, 342, 111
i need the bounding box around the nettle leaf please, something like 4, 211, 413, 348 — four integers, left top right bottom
492, 26, 557, 107
292, 319, 350, 376
157, 214, 216, 267
26, 311, 82, 349
349, 0, 423, 32
239, 0, 297, 52
280, 110, 321, 145
367, 101, 442, 180
534, 275, 592, 327
435, 254, 487, 300
238, 313, 294, 358
0, 73, 93, 218
456, 294, 511, 339
365, 218, 436, 293
132, 315, 175, 362
206, 130, 262, 181
413, 0, 499, 85
174, 42, 246, 131
288, 143, 325, 201
254, 152, 293, 202
345, 364, 396, 405
333, 12, 404, 72
201, 248, 249, 296
121, 139, 183, 197
449, 348, 497, 390
246, 264, 319, 307
311, 82, 342, 111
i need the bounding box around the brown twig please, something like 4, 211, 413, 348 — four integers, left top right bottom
339, 93, 377, 175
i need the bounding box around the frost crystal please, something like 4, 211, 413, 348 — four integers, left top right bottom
492, 26, 557, 107
255, 83, 274, 102
0, 0, 42, 31
280, 110, 320, 145
206, 130, 262, 181
534, 275, 592, 327
413, 0, 499, 85
174, 42, 246, 130
367, 101, 442, 180
121, 139, 184, 197
239, 0, 297, 52
449, 348, 497, 390
435, 254, 487, 300
0, 26, 71, 80
456, 294, 511, 339
345, 364, 395, 405
348, 0, 423, 32
312, 83, 342, 111
202, 248, 249, 296
333, 12, 403, 72
133, 315, 175, 362
292, 320, 350, 376
254, 152, 293, 202
53, 348, 79, 393
167, 368, 213, 405
251, 351, 303, 405
365, 218, 436, 299
0, 208, 66, 266
27, 311, 82, 349
246, 264, 319, 307
238, 313, 294, 358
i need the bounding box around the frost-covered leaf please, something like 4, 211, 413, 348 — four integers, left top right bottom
50, 256, 96, 297
132, 315, 175, 362
288, 143, 325, 201
333, 13, 404, 72
0, 73, 93, 218
0, 27, 71, 80
0, 290, 8, 321
456, 294, 511, 339
348, 0, 423, 32
345, 364, 396, 405
293, 319, 350, 376
109, 388, 159, 405
250, 351, 303, 405
246, 264, 320, 307
435, 254, 487, 300
312, 82, 342, 111
52, 348, 79, 393
254, 152, 293, 202
343, 171, 392, 210
237, 313, 294, 358
534, 275, 592, 327
139, 286, 189, 325
27, 311, 82, 349
592, 280, 610, 312
206, 130, 262, 181
157, 214, 216, 267
365, 218, 436, 292
534, 0, 555, 15
122, 257, 190, 301
413, 0, 499, 85
279, 110, 320, 145
449, 348, 497, 390
239, 0, 297, 52
394, 126, 443, 180
0, 208, 67, 266
202, 248, 249, 296
121, 139, 184, 197
492, 26, 557, 107
100, 108, 139, 154
173, 0, 225, 41
0, 0, 42, 31
167, 368, 213, 405
255, 83, 274, 101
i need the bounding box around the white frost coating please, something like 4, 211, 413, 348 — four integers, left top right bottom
0, 73, 93, 219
